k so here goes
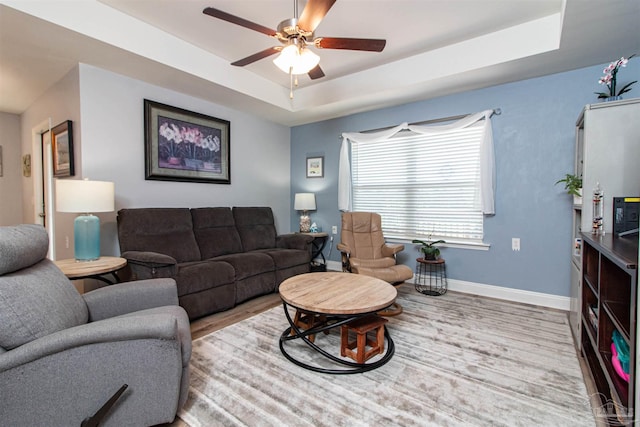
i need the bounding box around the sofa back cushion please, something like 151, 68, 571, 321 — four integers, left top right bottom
232, 207, 277, 251
0, 225, 88, 350
191, 208, 243, 259
117, 208, 201, 263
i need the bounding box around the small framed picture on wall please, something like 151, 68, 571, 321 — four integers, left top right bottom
306, 156, 324, 178
52, 120, 74, 177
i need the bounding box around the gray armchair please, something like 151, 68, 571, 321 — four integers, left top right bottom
0, 224, 191, 427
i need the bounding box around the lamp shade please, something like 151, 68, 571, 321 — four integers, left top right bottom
56, 179, 115, 213
273, 45, 320, 75
294, 193, 316, 211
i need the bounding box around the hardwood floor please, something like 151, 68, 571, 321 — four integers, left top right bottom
162, 293, 282, 427
165, 287, 601, 427
189, 292, 282, 340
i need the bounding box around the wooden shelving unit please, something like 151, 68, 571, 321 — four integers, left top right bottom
580, 233, 638, 425
568, 98, 640, 351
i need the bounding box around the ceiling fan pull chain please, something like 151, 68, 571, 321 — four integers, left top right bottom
289, 67, 294, 99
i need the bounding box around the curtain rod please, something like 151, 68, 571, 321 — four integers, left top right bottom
341, 108, 501, 137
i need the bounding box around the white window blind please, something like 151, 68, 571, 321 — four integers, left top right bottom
351, 122, 484, 242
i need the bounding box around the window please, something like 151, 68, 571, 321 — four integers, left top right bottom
351, 121, 485, 243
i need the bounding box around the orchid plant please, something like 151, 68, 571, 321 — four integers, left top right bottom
159, 121, 221, 161
595, 55, 637, 99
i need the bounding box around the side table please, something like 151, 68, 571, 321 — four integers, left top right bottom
415, 258, 447, 296
300, 232, 328, 272
54, 256, 127, 285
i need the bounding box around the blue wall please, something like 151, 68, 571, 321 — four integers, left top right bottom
290, 59, 639, 297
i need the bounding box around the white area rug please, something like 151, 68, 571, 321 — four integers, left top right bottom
179, 287, 595, 426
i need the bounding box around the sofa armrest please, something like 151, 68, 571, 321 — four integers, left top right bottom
82, 278, 179, 321
276, 233, 314, 251
382, 243, 405, 257
121, 250, 177, 280
0, 314, 180, 372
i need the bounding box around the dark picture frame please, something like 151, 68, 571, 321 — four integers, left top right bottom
306, 156, 324, 178
144, 99, 230, 184
52, 120, 74, 177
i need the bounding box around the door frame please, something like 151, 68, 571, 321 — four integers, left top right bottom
31, 118, 55, 259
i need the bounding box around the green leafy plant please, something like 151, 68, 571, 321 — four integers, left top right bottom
412, 239, 446, 260
555, 174, 582, 197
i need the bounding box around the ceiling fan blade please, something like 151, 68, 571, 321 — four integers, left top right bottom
308, 65, 325, 80
315, 37, 386, 52
231, 47, 280, 67
203, 7, 276, 37
297, 0, 336, 33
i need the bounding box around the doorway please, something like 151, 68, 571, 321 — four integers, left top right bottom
31, 118, 55, 259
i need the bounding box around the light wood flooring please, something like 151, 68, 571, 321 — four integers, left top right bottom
189, 292, 281, 340
162, 292, 281, 427
164, 286, 602, 427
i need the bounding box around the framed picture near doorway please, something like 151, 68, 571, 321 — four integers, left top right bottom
51, 120, 74, 177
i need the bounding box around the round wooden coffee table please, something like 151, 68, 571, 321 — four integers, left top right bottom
279, 272, 397, 374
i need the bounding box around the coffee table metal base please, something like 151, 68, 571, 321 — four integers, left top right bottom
279, 301, 395, 374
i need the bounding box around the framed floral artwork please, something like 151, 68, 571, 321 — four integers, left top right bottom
306, 156, 324, 178
144, 99, 230, 184
51, 120, 74, 177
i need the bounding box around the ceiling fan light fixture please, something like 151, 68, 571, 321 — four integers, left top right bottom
273, 44, 320, 75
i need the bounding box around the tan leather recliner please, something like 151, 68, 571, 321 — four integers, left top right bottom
337, 212, 414, 285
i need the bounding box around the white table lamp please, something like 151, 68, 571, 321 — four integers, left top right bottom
56, 179, 115, 261
294, 193, 316, 233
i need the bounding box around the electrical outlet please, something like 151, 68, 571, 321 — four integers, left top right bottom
512, 238, 520, 251
65, 236, 70, 249
332, 225, 338, 234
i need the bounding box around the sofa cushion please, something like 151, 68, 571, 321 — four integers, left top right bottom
118, 208, 201, 263
232, 207, 277, 251
175, 260, 235, 297
191, 208, 243, 259
255, 248, 310, 270
213, 252, 274, 280
0, 259, 88, 350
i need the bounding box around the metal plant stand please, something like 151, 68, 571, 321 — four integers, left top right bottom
415, 258, 447, 296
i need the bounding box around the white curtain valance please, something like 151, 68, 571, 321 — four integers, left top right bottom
338, 110, 495, 214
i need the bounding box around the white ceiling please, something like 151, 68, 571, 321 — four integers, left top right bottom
1, 0, 639, 126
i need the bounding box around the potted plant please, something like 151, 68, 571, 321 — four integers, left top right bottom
555, 173, 583, 205
412, 238, 446, 260
595, 55, 637, 101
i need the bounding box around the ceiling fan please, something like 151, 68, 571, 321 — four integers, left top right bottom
202, 0, 386, 82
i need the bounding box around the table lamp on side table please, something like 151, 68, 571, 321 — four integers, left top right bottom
56, 179, 115, 261
294, 192, 316, 232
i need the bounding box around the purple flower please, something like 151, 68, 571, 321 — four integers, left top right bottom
595, 55, 637, 99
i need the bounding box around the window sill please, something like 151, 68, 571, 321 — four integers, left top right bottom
387, 237, 490, 251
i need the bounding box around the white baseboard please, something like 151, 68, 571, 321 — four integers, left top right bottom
323, 260, 570, 311
325, 260, 342, 271
410, 277, 570, 311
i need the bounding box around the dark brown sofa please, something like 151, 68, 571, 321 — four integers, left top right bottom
117, 207, 312, 320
